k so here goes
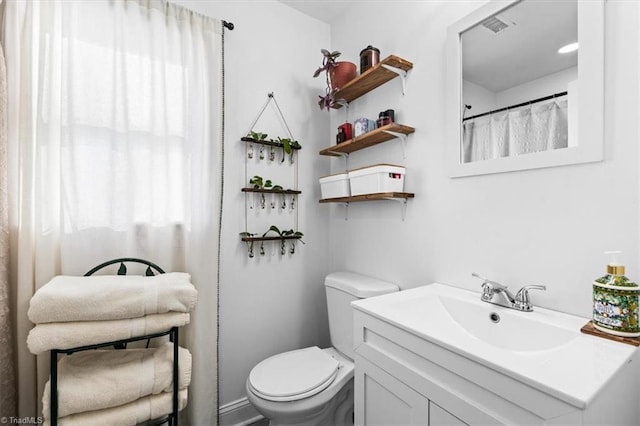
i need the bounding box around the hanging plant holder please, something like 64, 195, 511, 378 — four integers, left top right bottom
241, 93, 303, 259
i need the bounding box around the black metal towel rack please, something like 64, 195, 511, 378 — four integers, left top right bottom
49, 258, 180, 426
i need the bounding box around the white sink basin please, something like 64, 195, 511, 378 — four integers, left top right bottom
352, 283, 638, 408
439, 293, 576, 352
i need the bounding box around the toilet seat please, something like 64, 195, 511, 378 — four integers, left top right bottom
248, 346, 341, 402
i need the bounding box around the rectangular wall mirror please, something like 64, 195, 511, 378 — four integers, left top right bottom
446, 0, 605, 177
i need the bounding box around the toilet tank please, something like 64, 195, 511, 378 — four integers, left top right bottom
325, 272, 399, 360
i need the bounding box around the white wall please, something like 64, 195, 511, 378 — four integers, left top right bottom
175, 0, 639, 422
173, 0, 332, 416
326, 0, 638, 320
496, 66, 577, 109
462, 79, 496, 117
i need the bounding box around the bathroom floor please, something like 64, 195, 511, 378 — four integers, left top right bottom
249, 418, 269, 426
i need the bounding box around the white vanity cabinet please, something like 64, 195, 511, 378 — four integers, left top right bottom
356, 354, 466, 426
352, 284, 640, 426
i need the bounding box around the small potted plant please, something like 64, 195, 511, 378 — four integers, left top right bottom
313, 49, 356, 110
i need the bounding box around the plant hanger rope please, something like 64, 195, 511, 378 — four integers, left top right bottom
243, 92, 300, 249
245, 92, 296, 141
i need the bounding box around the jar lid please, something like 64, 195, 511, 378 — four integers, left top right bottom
360, 45, 380, 55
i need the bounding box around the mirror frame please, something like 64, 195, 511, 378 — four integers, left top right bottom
446, 0, 605, 177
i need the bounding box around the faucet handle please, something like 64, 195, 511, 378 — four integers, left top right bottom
472, 272, 508, 290
514, 285, 546, 311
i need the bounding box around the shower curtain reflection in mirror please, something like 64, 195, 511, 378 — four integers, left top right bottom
462, 97, 568, 163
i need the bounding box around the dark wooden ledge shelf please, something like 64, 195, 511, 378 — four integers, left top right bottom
319, 123, 415, 157
241, 188, 301, 194
332, 55, 413, 108
240, 235, 303, 242
319, 192, 415, 203
241, 137, 302, 150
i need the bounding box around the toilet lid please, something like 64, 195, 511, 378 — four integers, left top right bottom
249, 346, 340, 402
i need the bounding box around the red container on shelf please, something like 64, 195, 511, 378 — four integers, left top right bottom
338, 122, 353, 141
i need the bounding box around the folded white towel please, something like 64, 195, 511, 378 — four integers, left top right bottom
28, 272, 197, 324
42, 342, 192, 418
27, 312, 190, 354
43, 389, 188, 426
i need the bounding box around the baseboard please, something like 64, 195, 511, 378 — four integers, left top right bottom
219, 397, 264, 426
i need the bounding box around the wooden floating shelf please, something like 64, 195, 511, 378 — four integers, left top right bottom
319, 123, 415, 156
332, 55, 413, 108
319, 192, 415, 204
241, 137, 302, 150
241, 235, 303, 242
241, 188, 301, 194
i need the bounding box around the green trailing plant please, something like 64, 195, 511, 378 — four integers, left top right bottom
281, 228, 305, 241
276, 137, 299, 163
246, 131, 301, 162
241, 227, 304, 257
247, 131, 268, 141
263, 225, 305, 254
288, 140, 301, 163
262, 225, 283, 238
277, 137, 293, 155
249, 175, 273, 189
248, 176, 289, 192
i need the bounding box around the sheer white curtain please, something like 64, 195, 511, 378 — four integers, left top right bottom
463, 98, 569, 162
3, 1, 222, 423
0, 0, 17, 418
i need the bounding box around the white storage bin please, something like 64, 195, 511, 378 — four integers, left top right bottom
319, 172, 350, 199
348, 164, 405, 196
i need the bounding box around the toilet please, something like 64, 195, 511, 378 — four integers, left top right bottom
246, 272, 399, 426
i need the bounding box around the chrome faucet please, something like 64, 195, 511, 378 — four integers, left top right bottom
472, 273, 546, 312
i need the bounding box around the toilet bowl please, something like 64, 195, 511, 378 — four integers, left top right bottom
246, 347, 354, 426
246, 272, 399, 426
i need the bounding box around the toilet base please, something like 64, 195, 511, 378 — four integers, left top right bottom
265, 379, 353, 426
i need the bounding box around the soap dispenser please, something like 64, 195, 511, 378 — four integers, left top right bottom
592, 251, 640, 337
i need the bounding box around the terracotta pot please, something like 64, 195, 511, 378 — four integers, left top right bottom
329, 61, 357, 91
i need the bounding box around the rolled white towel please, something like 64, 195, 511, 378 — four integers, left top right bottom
28, 272, 197, 324
42, 342, 191, 418
27, 312, 190, 354
43, 389, 188, 426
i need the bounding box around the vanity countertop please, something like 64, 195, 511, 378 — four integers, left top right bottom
352, 283, 638, 409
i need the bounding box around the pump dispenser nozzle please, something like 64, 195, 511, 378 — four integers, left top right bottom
605, 250, 625, 275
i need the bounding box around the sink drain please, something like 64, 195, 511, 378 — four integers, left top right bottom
489, 312, 501, 323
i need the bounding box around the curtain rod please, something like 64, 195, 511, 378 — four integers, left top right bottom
463, 91, 568, 122
222, 20, 234, 30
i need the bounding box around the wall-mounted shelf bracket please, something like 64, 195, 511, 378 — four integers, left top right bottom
324, 151, 349, 171
334, 202, 349, 221
381, 64, 408, 95
382, 130, 408, 159
382, 196, 409, 221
